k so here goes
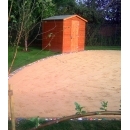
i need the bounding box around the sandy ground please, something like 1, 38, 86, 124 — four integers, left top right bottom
8, 50, 121, 118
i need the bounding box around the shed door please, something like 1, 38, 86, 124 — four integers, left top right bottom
71, 20, 79, 52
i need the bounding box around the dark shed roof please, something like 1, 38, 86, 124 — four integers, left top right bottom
43, 15, 88, 22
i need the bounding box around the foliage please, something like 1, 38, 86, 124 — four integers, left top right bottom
53, 0, 121, 24
100, 101, 108, 111
8, 0, 56, 73
43, 120, 121, 130
8, 0, 55, 48
29, 116, 40, 128
86, 23, 121, 46
8, 0, 121, 48
77, 0, 121, 24
9, 117, 45, 130
51, 0, 121, 46
8, 0, 55, 23
8, 0, 121, 73
16, 119, 35, 130
104, 0, 121, 23
52, 0, 76, 15
8, 119, 121, 130
74, 102, 87, 115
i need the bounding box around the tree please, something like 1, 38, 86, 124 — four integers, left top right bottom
17, 0, 36, 51
8, 0, 55, 73
74, 0, 121, 24
11, 0, 55, 51
52, 0, 77, 15
104, 0, 121, 23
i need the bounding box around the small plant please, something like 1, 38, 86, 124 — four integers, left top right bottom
100, 101, 108, 111
29, 116, 40, 128
74, 102, 86, 115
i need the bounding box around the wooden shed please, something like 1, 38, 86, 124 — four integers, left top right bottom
42, 15, 88, 53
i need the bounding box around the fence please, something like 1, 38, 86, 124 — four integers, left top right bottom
9, 22, 121, 48
86, 23, 121, 46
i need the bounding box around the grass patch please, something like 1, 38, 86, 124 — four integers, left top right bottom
8, 46, 121, 73
8, 46, 60, 72
85, 46, 121, 50
8, 120, 121, 130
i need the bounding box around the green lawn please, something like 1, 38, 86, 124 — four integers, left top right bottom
8, 46, 60, 72
8, 46, 121, 73
86, 46, 121, 50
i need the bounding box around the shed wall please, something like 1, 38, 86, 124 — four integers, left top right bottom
42, 20, 63, 52
63, 16, 86, 53
42, 15, 87, 53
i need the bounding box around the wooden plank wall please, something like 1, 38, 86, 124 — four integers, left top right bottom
63, 17, 86, 53
42, 20, 63, 52
42, 16, 87, 53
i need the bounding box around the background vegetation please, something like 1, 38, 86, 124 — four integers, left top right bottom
9, 119, 121, 130
8, 0, 121, 73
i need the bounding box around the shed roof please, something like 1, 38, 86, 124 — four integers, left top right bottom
43, 15, 88, 22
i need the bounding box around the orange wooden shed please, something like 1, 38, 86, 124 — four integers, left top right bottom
42, 15, 88, 53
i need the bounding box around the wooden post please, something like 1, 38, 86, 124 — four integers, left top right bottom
8, 84, 16, 130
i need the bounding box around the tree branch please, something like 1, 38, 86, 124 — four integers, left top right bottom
8, 0, 14, 22
31, 111, 121, 130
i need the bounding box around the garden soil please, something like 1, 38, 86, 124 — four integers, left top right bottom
8, 50, 121, 118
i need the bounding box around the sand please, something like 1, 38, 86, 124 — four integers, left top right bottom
8, 50, 121, 118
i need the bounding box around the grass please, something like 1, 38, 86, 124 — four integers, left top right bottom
86, 46, 121, 50
8, 120, 121, 130
8, 45, 121, 73
8, 46, 60, 73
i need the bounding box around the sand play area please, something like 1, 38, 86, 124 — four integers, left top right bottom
8, 50, 121, 118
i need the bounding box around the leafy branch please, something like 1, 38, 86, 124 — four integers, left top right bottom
100, 101, 108, 111
31, 111, 121, 130
29, 116, 40, 128
74, 102, 86, 115
15, 101, 121, 130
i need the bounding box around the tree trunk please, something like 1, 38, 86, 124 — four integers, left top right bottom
25, 35, 28, 51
